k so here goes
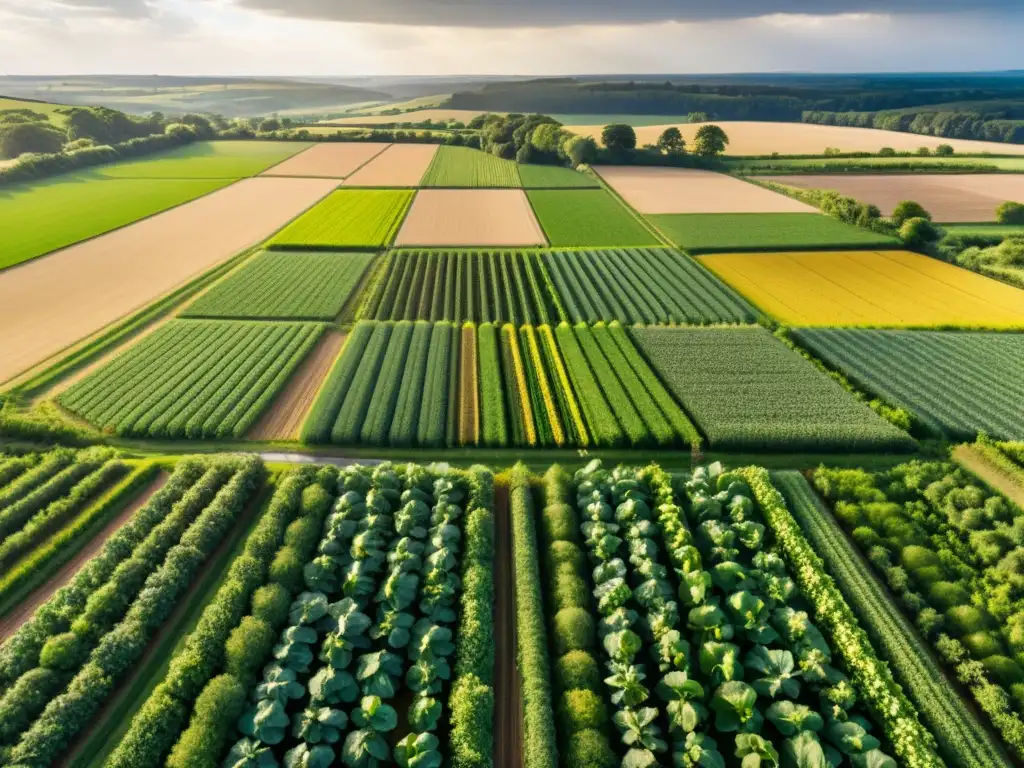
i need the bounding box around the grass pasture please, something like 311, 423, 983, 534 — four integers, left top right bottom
794, 328, 1024, 440
631, 325, 915, 451
91, 140, 311, 179
527, 189, 660, 247
941, 223, 1024, 239
269, 189, 413, 249
517, 164, 599, 188
650, 212, 901, 253
60, 319, 324, 439
183, 250, 375, 320
420, 145, 522, 187
0, 96, 70, 126
700, 249, 1024, 327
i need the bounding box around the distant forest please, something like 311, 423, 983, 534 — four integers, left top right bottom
446, 73, 1024, 143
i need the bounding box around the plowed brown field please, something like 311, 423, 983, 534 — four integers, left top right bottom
249, 330, 347, 441
0, 177, 338, 384
458, 327, 479, 446
262, 142, 390, 178
395, 190, 545, 246
343, 144, 439, 187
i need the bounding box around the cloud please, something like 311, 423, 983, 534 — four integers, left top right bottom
232, 0, 1019, 27
51, 0, 154, 18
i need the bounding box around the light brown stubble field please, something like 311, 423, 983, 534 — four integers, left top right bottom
260, 142, 390, 178
567, 121, 1024, 156
0, 177, 338, 384
596, 166, 818, 214
761, 174, 1024, 222
395, 189, 546, 246
321, 109, 495, 125
343, 144, 439, 187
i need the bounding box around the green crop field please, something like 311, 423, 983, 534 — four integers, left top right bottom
517, 164, 599, 188
794, 328, 1024, 440
60, 319, 324, 439
632, 325, 915, 451
420, 145, 522, 187
527, 189, 660, 247
543, 247, 758, 324
648, 212, 901, 253
0, 96, 70, 126
89, 141, 311, 179
0, 175, 233, 270
269, 189, 414, 249
182, 251, 375, 320
941, 223, 1024, 239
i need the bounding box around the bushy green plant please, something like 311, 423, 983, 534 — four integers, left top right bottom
553, 572, 590, 612
252, 583, 292, 627
564, 728, 617, 768
225, 616, 276, 682
946, 605, 990, 636
553, 607, 595, 656
929, 581, 971, 611
542, 502, 578, 542
892, 200, 932, 225
556, 650, 602, 693
558, 688, 608, 733
166, 675, 247, 768
548, 540, 586, 572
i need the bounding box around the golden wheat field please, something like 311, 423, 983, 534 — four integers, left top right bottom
699, 249, 1024, 327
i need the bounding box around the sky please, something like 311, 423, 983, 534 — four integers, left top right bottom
0, 0, 1022, 76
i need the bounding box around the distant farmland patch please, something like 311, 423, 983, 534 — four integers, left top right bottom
527, 189, 660, 247
270, 189, 413, 249
420, 146, 522, 188
343, 144, 438, 187
395, 190, 545, 247
651, 212, 900, 253
518, 164, 599, 189
261, 142, 389, 178
91, 140, 311, 179
700, 249, 1024, 327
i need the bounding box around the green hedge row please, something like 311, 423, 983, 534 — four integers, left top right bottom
451, 466, 496, 767
0, 449, 76, 512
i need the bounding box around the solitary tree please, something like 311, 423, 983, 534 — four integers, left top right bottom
891, 200, 931, 226
687, 112, 710, 123
601, 124, 637, 152
935, 144, 955, 156
692, 124, 729, 157
996, 201, 1024, 225
656, 127, 685, 155
900, 217, 941, 247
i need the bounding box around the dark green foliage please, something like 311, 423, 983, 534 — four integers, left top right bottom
564, 729, 617, 768
224, 616, 276, 682
165, 674, 247, 768
267, 545, 303, 593
555, 651, 602, 693
558, 689, 608, 733
552, 608, 595, 656
251, 583, 291, 627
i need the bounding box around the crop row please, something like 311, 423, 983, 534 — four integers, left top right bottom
420, 145, 522, 188
61, 319, 324, 439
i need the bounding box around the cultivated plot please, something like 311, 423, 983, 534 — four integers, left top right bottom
395, 190, 545, 246
517, 164, 599, 189
760, 174, 1024, 222
595, 166, 816, 214
91, 140, 312, 178
183, 250, 375, 320
527, 189, 660, 247
261, 142, 390, 178
323, 108, 493, 124
342, 144, 439, 186
420, 145, 522, 187
0, 177, 338, 385
650, 212, 900, 253
60, 319, 324, 439
700, 249, 1024, 327
632, 325, 914, 451
567, 120, 1024, 156
270, 189, 413, 248
794, 328, 1024, 440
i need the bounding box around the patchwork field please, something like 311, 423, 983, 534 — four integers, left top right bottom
0, 176, 234, 270
700, 249, 1024, 327
941, 223, 1024, 239
794, 328, 1024, 440
323, 108, 493, 124
342, 143, 439, 186
651, 212, 901, 253
517, 164, 599, 188
395, 190, 545, 246
527, 188, 660, 247
731, 155, 1024, 172
90, 140, 312, 179
182, 250, 375, 320
761, 173, 1024, 222
60, 319, 324, 438
543, 247, 757, 323
420, 145, 522, 187
259, 141, 389, 178
568, 120, 1024, 156
0, 176, 337, 384
631, 325, 915, 450
595, 166, 817, 214
269, 189, 413, 248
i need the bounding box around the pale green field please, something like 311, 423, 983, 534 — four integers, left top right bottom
91, 141, 311, 179
0, 97, 69, 126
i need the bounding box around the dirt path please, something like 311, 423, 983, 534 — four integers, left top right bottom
0, 471, 168, 642
493, 481, 524, 768
953, 444, 1024, 509
249, 330, 346, 441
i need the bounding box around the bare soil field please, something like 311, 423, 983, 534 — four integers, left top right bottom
0, 177, 337, 384
761, 174, 1024, 222
395, 189, 545, 247
567, 120, 1024, 156
343, 144, 439, 187
321, 108, 494, 125
0, 471, 167, 642
249, 330, 347, 441
492, 482, 524, 768
261, 142, 390, 178
596, 166, 817, 214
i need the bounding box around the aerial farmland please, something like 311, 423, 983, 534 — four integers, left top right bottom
3, 62, 1024, 768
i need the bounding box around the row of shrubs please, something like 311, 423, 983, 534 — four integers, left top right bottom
539, 466, 617, 768
105, 465, 334, 768
508, 465, 559, 767
450, 466, 497, 767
